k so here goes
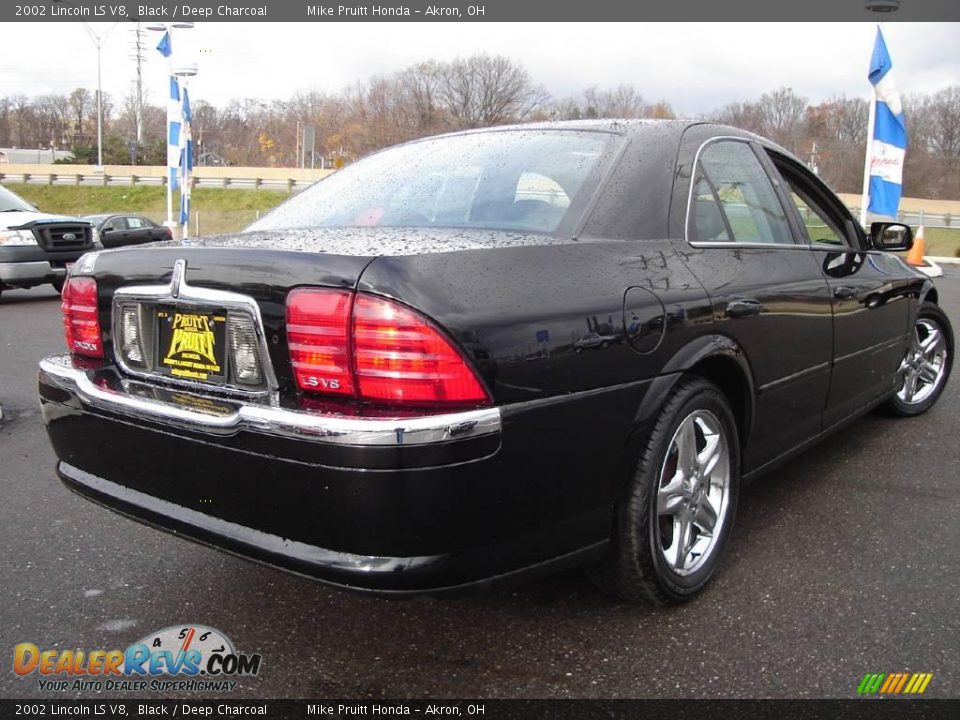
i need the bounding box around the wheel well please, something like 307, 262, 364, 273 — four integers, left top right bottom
687, 355, 750, 448
925, 287, 939, 305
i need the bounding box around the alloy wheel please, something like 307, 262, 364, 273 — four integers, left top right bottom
897, 318, 949, 406
655, 409, 731, 576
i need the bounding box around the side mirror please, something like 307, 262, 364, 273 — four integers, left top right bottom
870, 222, 913, 252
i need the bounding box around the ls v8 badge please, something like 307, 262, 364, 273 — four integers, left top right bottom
158, 308, 227, 381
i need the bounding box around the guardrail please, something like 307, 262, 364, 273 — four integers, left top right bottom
0, 163, 335, 192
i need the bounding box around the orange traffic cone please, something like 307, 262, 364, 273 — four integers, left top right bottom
906, 225, 926, 266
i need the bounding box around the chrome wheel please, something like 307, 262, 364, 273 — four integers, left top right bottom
897, 318, 949, 406
656, 409, 731, 576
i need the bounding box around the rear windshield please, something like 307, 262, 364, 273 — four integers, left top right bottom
245, 130, 619, 236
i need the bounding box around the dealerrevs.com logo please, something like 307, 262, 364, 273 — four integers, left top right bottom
13, 625, 262, 693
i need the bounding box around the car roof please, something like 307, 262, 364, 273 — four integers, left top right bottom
391, 119, 796, 164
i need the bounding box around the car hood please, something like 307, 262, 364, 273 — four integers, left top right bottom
3, 210, 87, 229
170, 226, 572, 257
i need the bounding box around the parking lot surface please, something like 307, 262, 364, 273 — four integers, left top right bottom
2, 270, 959, 699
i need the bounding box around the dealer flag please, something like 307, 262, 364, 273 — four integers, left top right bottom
156, 31, 172, 58
167, 76, 181, 191
867, 27, 907, 217
179, 86, 194, 228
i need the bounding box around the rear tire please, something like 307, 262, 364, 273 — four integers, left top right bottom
590, 377, 740, 605
886, 302, 953, 417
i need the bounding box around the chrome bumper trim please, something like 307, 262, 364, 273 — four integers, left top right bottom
0, 261, 66, 282
39, 355, 501, 447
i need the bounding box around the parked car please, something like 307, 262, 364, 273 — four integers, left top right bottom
38, 121, 953, 604
0, 185, 94, 298
84, 213, 173, 249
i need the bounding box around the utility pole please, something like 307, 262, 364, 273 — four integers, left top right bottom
130, 22, 147, 149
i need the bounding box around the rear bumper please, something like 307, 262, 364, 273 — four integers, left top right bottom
38, 355, 632, 593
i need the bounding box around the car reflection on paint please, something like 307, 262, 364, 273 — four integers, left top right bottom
574, 331, 619, 352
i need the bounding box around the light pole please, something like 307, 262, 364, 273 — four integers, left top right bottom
83, 22, 119, 171
146, 22, 195, 231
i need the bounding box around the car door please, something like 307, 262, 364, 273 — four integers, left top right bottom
99, 216, 128, 248
677, 136, 834, 473
764, 150, 914, 429
125, 216, 154, 244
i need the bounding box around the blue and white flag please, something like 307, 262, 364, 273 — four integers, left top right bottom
156, 31, 172, 58
867, 27, 907, 217
167, 76, 182, 191
179, 86, 194, 229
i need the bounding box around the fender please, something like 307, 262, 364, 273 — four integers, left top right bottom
918, 278, 938, 307
633, 334, 757, 444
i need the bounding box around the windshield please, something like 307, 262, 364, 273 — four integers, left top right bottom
0, 185, 37, 213
246, 130, 618, 236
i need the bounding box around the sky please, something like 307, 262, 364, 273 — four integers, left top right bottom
3, 22, 959, 115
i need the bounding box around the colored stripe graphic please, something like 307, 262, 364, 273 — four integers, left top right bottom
858, 672, 932, 695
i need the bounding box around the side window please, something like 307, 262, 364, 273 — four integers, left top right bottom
126, 217, 148, 229
692, 141, 794, 245
689, 178, 730, 243
768, 156, 858, 249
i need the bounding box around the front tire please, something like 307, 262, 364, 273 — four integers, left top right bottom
591, 377, 740, 605
886, 302, 953, 417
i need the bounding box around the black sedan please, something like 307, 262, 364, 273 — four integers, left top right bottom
84, 213, 172, 249
39, 121, 953, 604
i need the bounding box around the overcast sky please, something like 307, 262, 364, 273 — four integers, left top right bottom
4, 22, 959, 115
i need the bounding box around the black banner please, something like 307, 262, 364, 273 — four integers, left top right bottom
6, 0, 960, 22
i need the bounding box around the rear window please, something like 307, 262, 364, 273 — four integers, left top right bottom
246, 130, 619, 236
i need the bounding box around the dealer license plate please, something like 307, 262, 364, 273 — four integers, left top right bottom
156, 306, 228, 383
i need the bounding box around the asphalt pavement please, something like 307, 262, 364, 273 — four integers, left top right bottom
2, 270, 959, 700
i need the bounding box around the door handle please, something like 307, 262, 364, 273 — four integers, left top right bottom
725, 298, 763, 319
834, 286, 858, 300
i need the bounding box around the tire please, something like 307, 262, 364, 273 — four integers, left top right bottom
590, 376, 740, 605
51, 278, 65, 295
886, 302, 953, 417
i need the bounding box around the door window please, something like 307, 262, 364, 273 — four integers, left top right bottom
766, 153, 859, 249
690, 140, 794, 245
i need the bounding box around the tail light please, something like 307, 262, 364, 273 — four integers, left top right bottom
62, 276, 104, 358
287, 289, 354, 397
286, 289, 489, 408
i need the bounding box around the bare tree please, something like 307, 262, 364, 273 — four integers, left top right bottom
436, 55, 545, 128
757, 87, 807, 151
926, 86, 960, 157
69, 88, 91, 144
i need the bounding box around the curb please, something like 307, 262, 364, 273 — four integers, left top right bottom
927, 256, 960, 265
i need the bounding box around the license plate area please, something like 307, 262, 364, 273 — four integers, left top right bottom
155, 306, 228, 383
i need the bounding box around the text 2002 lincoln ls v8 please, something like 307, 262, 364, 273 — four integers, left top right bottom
39, 121, 953, 605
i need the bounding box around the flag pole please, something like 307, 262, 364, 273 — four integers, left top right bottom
859, 89, 876, 230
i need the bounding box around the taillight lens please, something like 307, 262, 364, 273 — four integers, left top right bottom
286, 288, 354, 397
353, 294, 488, 405
62, 276, 104, 358
285, 289, 489, 408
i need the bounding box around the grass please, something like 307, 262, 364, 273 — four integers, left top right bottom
6, 183, 290, 235
912, 226, 960, 258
